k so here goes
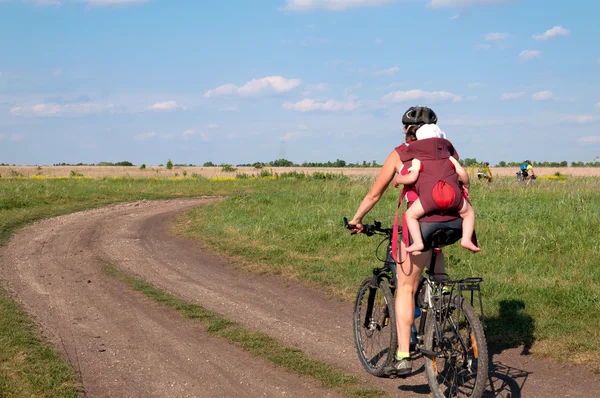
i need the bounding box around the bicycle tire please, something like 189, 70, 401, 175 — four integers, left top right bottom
423, 296, 488, 398
353, 276, 397, 377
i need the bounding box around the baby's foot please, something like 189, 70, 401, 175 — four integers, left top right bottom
461, 241, 481, 253
406, 243, 425, 255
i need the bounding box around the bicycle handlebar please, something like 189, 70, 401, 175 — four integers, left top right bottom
343, 217, 394, 237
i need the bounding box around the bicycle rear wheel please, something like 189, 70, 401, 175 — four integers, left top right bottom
423, 296, 488, 397
353, 277, 397, 377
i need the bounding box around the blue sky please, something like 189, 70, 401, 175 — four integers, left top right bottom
1, 0, 599, 166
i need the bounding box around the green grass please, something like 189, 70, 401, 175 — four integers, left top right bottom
100, 258, 385, 397
174, 176, 600, 370
0, 294, 81, 397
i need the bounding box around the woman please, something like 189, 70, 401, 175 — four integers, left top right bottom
348, 106, 461, 375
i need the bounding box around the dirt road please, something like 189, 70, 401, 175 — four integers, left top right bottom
1, 198, 598, 397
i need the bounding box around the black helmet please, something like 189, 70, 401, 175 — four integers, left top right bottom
402, 106, 438, 126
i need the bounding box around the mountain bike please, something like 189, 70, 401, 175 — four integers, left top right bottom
344, 217, 488, 398
516, 170, 536, 183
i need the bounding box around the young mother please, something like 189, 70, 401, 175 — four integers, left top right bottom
348, 106, 462, 375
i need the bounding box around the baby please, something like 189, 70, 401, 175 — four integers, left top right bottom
394, 124, 480, 254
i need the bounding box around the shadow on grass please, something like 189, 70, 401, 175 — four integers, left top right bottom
484, 299, 535, 397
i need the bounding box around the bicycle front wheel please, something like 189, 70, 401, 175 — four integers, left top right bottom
424, 296, 488, 398
353, 277, 397, 377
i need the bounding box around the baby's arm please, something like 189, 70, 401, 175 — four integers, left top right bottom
394, 159, 420, 187
449, 156, 470, 189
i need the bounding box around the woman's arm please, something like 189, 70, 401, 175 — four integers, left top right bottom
349, 150, 400, 231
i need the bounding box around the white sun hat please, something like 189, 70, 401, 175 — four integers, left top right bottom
416, 124, 447, 140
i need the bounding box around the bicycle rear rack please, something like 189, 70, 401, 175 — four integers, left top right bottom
440, 277, 485, 321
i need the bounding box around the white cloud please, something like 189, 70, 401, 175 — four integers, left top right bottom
485, 32, 508, 41
533, 26, 570, 41
468, 82, 484, 88
10, 102, 114, 116
27, 0, 151, 5
135, 131, 156, 141
182, 129, 209, 141
207, 123, 219, 129
26, 0, 61, 5
284, 0, 395, 12
0, 133, 24, 142
204, 76, 301, 98
219, 106, 238, 112
519, 49, 541, 61
373, 66, 400, 77
148, 100, 186, 111
381, 89, 463, 103
560, 115, 600, 124
281, 131, 301, 141
531, 90, 554, 101
343, 82, 363, 96
429, 0, 516, 7
474, 43, 491, 50
501, 92, 526, 100
282, 98, 360, 112
595, 102, 600, 111
82, 0, 150, 5
577, 136, 600, 144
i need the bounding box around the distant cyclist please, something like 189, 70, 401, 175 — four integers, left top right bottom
519, 160, 536, 185
477, 162, 492, 184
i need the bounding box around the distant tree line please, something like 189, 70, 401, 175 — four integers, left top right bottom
458, 159, 600, 167
14, 158, 600, 168
493, 160, 600, 167
235, 159, 382, 168
52, 161, 134, 166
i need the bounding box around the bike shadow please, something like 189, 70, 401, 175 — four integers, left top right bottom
484, 299, 535, 397
396, 299, 535, 397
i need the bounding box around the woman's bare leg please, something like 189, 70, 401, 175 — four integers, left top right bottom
395, 244, 430, 358
458, 200, 481, 253
404, 199, 426, 255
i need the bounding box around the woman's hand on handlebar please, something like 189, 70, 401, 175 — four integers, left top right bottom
347, 217, 364, 234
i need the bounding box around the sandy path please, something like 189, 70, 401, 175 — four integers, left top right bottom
1, 198, 598, 397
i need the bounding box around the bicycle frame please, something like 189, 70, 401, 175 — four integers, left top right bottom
363, 226, 485, 361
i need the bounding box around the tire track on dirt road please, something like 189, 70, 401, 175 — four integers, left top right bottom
1, 198, 598, 397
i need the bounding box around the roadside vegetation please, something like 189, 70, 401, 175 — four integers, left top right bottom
0, 175, 599, 396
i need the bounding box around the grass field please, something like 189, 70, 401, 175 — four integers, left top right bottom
0, 174, 599, 396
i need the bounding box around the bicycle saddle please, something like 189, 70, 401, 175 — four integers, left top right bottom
419, 218, 463, 251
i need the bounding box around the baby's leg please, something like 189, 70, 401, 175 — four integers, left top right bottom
458, 200, 481, 253
405, 199, 426, 254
